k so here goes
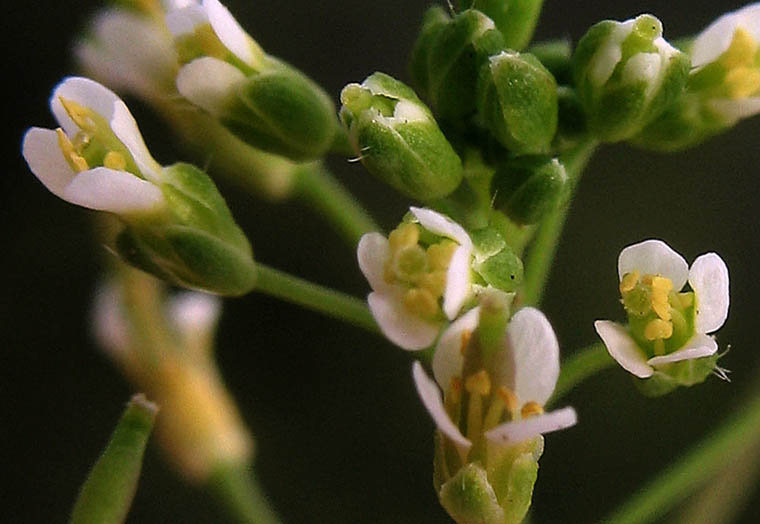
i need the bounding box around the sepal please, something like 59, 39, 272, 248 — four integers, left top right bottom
461, 0, 545, 50
491, 156, 567, 225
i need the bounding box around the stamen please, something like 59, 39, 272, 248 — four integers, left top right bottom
465, 370, 491, 443
56, 128, 89, 173
650, 276, 672, 320
58, 97, 97, 133
720, 28, 758, 69
459, 330, 472, 357
465, 370, 492, 396
619, 271, 639, 293
653, 338, 666, 356
644, 318, 674, 340
427, 240, 458, 271
445, 377, 463, 424
520, 401, 544, 419
104, 151, 127, 171
388, 223, 419, 251
482, 394, 505, 431
402, 288, 438, 319
496, 387, 520, 417
418, 270, 447, 298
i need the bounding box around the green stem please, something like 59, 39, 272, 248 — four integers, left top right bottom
521, 140, 597, 305
294, 163, 380, 247
548, 343, 614, 407
207, 463, 281, 524
254, 263, 379, 333
601, 392, 760, 524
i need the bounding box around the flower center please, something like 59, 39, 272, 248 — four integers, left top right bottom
384, 223, 458, 320
620, 271, 695, 357
719, 28, 760, 99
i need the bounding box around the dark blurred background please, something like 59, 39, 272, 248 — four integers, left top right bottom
4, 1, 760, 522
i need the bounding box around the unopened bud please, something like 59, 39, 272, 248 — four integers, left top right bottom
491, 156, 567, 225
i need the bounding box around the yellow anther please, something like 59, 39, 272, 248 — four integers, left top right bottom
464, 370, 492, 396
724, 67, 760, 99
59, 97, 97, 133
56, 128, 89, 173
619, 271, 640, 293
651, 276, 673, 294
388, 223, 420, 251
649, 276, 673, 321
402, 288, 439, 319
653, 338, 666, 356
720, 28, 758, 69
103, 151, 127, 171
641, 274, 654, 286
644, 318, 674, 341
419, 270, 447, 298
449, 377, 463, 398
427, 240, 458, 271
459, 330, 472, 357
496, 387, 520, 415
520, 401, 545, 419
394, 246, 428, 280
445, 377, 463, 422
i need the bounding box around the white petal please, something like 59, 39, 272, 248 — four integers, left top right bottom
367, 291, 439, 350
647, 333, 718, 366
176, 57, 245, 116
412, 362, 471, 454
162, 0, 199, 10
409, 207, 473, 249
110, 101, 162, 182
165, 5, 208, 37
692, 11, 741, 67
50, 77, 120, 137
621, 52, 661, 85
485, 407, 577, 445
356, 232, 393, 293
168, 291, 222, 338
709, 98, 760, 123
689, 253, 730, 333
62, 167, 165, 214
22, 127, 76, 199
737, 4, 760, 40
92, 282, 130, 358
442, 245, 471, 320
203, 0, 256, 66
433, 307, 480, 390
594, 320, 653, 378
500, 307, 560, 405
618, 239, 689, 290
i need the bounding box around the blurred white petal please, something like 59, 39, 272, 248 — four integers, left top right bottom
618, 239, 689, 290
689, 253, 730, 333
594, 320, 653, 378
485, 407, 577, 444
22, 127, 76, 198
367, 291, 439, 350
62, 167, 165, 214
433, 307, 480, 390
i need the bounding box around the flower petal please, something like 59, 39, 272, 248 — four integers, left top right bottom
356, 232, 393, 293
168, 291, 222, 339
110, 101, 162, 181
22, 127, 76, 199
485, 407, 577, 445
412, 362, 471, 454
50, 77, 120, 138
204, 0, 256, 66
165, 4, 208, 37
689, 252, 729, 333
442, 245, 471, 320
367, 291, 439, 350
409, 207, 473, 249
498, 307, 560, 405
433, 307, 480, 390
709, 98, 760, 123
691, 11, 740, 67
62, 167, 165, 214
176, 57, 245, 116
92, 282, 130, 359
618, 239, 689, 290
647, 333, 718, 366
594, 320, 653, 378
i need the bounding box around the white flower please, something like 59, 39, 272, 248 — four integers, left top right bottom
76, 8, 179, 101
22, 77, 165, 215
166, 0, 267, 116
690, 3, 760, 122
413, 307, 577, 459
595, 239, 729, 378
358, 208, 474, 350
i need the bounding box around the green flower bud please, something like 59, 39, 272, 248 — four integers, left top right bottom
573, 14, 690, 142
461, 0, 545, 50
491, 156, 567, 225
340, 72, 463, 201
477, 50, 558, 154
436, 438, 543, 524
409, 6, 452, 97
528, 38, 573, 84
419, 9, 506, 124
115, 163, 256, 296
470, 227, 524, 292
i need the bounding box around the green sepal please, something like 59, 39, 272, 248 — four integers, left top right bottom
340, 72, 463, 201
477, 51, 558, 154
635, 354, 721, 397
573, 15, 690, 142
221, 64, 337, 161
439, 463, 506, 524
491, 156, 567, 225
470, 227, 524, 292
486, 436, 543, 524
70, 394, 158, 524
410, 6, 452, 97
115, 163, 257, 296
463, 0, 545, 50
528, 39, 573, 85
425, 9, 506, 125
